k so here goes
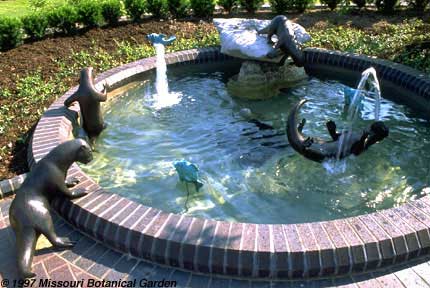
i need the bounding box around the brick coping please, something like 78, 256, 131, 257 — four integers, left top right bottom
28, 47, 430, 279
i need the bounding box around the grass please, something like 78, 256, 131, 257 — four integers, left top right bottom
0, 0, 66, 18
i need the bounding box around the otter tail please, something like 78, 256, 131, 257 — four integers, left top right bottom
286, 99, 309, 154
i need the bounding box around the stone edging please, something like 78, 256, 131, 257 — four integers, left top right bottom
28, 46, 430, 279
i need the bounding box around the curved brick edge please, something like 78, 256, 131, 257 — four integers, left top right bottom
0, 174, 26, 199
27, 47, 430, 279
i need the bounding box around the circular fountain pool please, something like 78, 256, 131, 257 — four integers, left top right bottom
81, 62, 430, 224
30, 48, 430, 278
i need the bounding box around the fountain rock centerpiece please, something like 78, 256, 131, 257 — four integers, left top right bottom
214, 16, 311, 99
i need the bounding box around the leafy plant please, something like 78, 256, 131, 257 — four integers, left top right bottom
21, 12, 49, 40
0, 17, 23, 51
146, 0, 169, 18
351, 0, 366, 9
321, 0, 342, 10
239, 0, 263, 13
124, 0, 146, 22
288, 0, 313, 12
28, 0, 52, 11
190, 0, 216, 17
101, 0, 123, 25
218, 0, 237, 13
374, 0, 398, 13
76, 0, 103, 28
406, 0, 429, 12
168, 0, 190, 18
47, 5, 79, 34
269, 0, 288, 13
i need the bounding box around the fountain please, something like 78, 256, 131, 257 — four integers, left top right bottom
146, 33, 181, 109
336, 67, 382, 164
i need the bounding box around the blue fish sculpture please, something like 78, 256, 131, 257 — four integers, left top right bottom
146, 33, 177, 46
173, 160, 204, 191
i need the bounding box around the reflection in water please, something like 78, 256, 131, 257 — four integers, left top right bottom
82, 70, 430, 224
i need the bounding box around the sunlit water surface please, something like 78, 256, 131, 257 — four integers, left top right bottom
81, 66, 430, 224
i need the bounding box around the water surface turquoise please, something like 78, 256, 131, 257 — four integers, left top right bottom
81, 65, 430, 224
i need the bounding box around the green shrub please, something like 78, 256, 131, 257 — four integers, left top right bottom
351, 0, 366, 8
21, 12, 49, 40
218, 0, 237, 13
168, 0, 190, 18
321, 0, 342, 9
375, 0, 398, 13
47, 5, 79, 34
190, 0, 215, 17
406, 0, 429, 11
124, 0, 146, 22
289, 0, 313, 12
101, 0, 123, 25
0, 17, 23, 51
76, 0, 103, 28
269, 0, 289, 13
147, 0, 169, 18
239, 0, 263, 13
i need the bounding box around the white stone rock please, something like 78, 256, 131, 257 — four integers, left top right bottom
213, 18, 311, 63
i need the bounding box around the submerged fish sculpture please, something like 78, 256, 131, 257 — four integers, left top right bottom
173, 160, 204, 191
147, 33, 177, 46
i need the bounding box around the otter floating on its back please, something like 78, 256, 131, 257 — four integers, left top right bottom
286, 99, 389, 162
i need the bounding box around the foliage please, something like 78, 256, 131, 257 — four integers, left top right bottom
0, 17, 23, 51
190, 0, 215, 17
374, 0, 398, 13
123, 0, 146, 22
306, 19, 429, 65
288, 0, 314, 12
28, 0, 52, 11
146, 0, 169, 18
218, 0, 237, 13
321, 0, 342, 10
239, 0, 263, 13
269, 0, 289, 13
406, 0, 430, 12
21, 12, 49, 40
168, 0, 190, 18
75, 0, 103, 28
101, 0, 123, 25
47, 5, 79, 34
351, 0, 366, 9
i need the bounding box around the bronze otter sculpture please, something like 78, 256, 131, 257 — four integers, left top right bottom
258, 15, 304, 67
286, 99, 389, 162
9, 139, 93, 278
64, 67, 108, 142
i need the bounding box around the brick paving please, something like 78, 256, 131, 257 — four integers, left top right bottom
1, 196, 430, 287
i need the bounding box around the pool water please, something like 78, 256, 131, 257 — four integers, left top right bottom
81, 66, 430, 224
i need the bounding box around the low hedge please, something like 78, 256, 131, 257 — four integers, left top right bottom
0, 17, 23, 51
0, 0, 429, 51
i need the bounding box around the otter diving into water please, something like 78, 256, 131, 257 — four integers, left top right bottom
286, 99, 389, 162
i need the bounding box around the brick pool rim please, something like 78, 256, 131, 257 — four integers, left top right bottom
28, 47, 430, 279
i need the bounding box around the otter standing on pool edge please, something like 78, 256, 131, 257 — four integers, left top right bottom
9, 139, 93, 279
64, 67, 108, 142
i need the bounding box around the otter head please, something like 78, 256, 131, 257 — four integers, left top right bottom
75, 139, 93, 164
365, 121, 389, 148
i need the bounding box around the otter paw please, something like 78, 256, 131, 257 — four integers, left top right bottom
22, 271, 37, 279
54, 237, 76, 248
71, 188, 88, 198
65, 177, 80, 188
